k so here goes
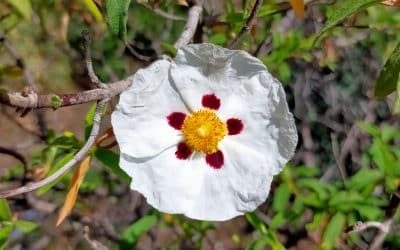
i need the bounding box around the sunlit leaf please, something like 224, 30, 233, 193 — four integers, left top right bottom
5, 0, 32, 20
289, 0, 304, 19
14, 220, 38, 233
80, 0, 107, 28
314, 0, 381, 44
36, 152, 76, 196
0, 199, 12, 222
374, 40, 400, 98
56, 156, 91, 226
85, 103, 97, 140
105, 0, 132, 41
322, 212, 346, 250
120, 215, 157, 248
0, 224, 13, 249
94, 148, 131, 182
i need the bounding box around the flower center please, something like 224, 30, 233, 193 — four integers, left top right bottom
181, 109, 227, 154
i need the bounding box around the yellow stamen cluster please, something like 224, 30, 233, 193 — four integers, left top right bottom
181, 109, 227, 154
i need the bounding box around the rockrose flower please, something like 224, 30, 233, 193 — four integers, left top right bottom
111, 43, 297, 221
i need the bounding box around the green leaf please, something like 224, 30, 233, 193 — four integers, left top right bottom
105, 0, 132, 41
329, 191, 364, 210
0, 199, 12, 222
160, 42, 178, 57
36, 152, 76, 196
272, 183, 291, 212
245, 212, 268, 234
0, 224, 13, 250
50, 96, 62, 109
120, 215, 157, 248
313, 0, 381, 44
6, 0, 32, 20
94, 148, 131, 183
322, 212, 346, 250
374, 40, 400, 98
84, 103, 97, 140
14, 220, 38, 233
349, 168, 383, 191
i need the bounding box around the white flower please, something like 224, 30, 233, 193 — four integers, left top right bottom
111, 43, 298, 221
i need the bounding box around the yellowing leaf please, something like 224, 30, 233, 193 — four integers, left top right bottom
289, 0, 305, 19
6, 0, 32, 20
56, 156, 91, 226
382, 0, 400, 6
80, 0, 107, 29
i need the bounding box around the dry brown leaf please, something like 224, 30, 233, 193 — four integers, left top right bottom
176, 0, 189, 7
382, 0, 400, 6
55, 156, 91, 226
289, 0, 305, 19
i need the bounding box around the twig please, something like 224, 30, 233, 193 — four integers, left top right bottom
330, 133, 347, 181
228, 0, 263, 49
0, 146, 29, 182
0, 99, 108, 198
81, 30, 106, 89
348, 221, 390, 234
0, 79, 130, 109
140, 3, 186, 21
124, 43, 154, 62
174, 2, 203, 49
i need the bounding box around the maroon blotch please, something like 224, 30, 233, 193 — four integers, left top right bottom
175, 142, 192, 160
227, 118, 244, 135
167, 112, 186, 130
201, 94, 221, 110
205, 150, 224, 169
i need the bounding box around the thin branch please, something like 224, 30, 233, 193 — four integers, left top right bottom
228, 0, 263, 49
174, 2, 203, 49
0, 79, 130, 109
81, 30, 106, 89
140, 3, 186, 21
0, 146, 29, 180
124, 43, 154, 62
348, 221, 390, 234
0, 99, 108, 198
0, 31, 38, 92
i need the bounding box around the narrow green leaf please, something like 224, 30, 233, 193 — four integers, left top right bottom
349, 168, 383, 191
84, 103, 97, 140
14, 220, 38, 233
374, 40, 400, 98
5, 0, 32, 20
105, 0, 131, 41
94, 148, 131, 182
314, 0, 381, 44
120, 215, 157, 248
0, 224, 13, 250
0, 199, 12, 222
272, 183, 291, 212
36, 152, 76, 196
245, 212, 268, 234
322, 212, 346, 250
80, 0, 107, 28
160, 42, 178, 57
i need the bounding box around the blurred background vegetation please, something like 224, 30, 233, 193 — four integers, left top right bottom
0, 0, 399, 249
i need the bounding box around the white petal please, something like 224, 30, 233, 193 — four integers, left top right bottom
119, 140, 274, 221
186, 140, 274, 221
111, 60, 188, 158
170, 44, 298, 175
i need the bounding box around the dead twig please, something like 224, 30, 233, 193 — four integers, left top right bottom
82, 30, 106, 89
228, 0, 263, 49
174, 1, 203, 49
0, 99, 108, 198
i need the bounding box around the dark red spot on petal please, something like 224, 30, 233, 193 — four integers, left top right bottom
227, 118, 244, 135
167, 112, 186, 130
202, 94, 221, 110
175, 142, 192, 160
205, 150, 224, 169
